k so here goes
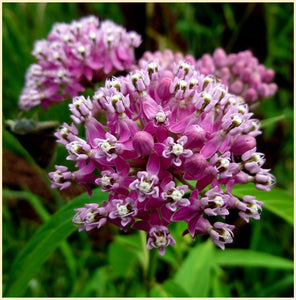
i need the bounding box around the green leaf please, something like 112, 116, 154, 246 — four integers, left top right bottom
107, 240, 139, 277
258, 274, 294, 297
214, 249, 293, 270
4, 188, 107, 297
232, 183, 293, 225
260, 115, 285, 128
173, 239, 214, 297
210, 265, 232, 297
162, 279, 190, 297
150, 283, 170, 297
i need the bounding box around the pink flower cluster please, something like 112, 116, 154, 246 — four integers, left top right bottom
49, 58, 275, 255
18, 16, 141, 111
197, 48, 278, 103
137, 48, 277, 104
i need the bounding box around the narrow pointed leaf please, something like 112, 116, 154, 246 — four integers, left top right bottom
173, 239, 214, 297
4, 188, 107, 297
214, 249, 293, 270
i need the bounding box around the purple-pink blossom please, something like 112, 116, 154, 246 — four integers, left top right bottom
50, 57, 276, 255
19, 16, 141, 111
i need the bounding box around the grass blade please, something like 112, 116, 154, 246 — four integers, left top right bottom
214, 249, 293, 270
4, 188, 107, 297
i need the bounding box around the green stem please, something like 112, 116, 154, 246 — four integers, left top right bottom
140, 230, 150, 296
140, 231, 158, 297
173, 173, 195, 191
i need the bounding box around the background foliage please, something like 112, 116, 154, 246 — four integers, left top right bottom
3, 2, 294, 297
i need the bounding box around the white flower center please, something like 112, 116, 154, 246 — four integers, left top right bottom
101, 141, 112, 152
238, 105, 247, 114
203, 92, 212, 103
60, 127, 69, 136
86, 212, 95, 222
171, 190, 183, 201
190, 78, 199, 87
111, 95, 122, 104
155, 111, 166, 123
63, 34, 71, 42
155, 236, 166, 247
101, 175, 111, 187
221, 230, 231, 241
252, 154, 261, 162
57, 70, 65, 79
53, 52, 60, 60
172, 144, 184, 156
139, 181, 151, 193
148, 62, 158, 70
219, 158, 230, 169
117, 205, 129, 216
232, 115, 242, 126
213, 196, 224, 207
75, 216, 83, 223
107, 36, 114, 43
132, 73, 142, 81
74, 98, 85, 107
248, 203, 259, 215
53, 173, 62, 182
180, 80, 187, 90
228, 97, 237, 105
71, 143, 81, 153
78, 45, 85, 53
251, 121, 259, 130
89, 31, 96, 40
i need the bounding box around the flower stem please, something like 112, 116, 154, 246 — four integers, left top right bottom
139, 231, 158, 297
173, 173, 195, 191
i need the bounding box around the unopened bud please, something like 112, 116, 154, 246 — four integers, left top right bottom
230, 80, 243, 94
133, 131, 154, 155
184, 153, 207, 176
243, 88, 257, 102
184, 125, 206, 148
213, 48, 228, 68
231, 135, 257, 155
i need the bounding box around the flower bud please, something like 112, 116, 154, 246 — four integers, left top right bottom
262, 69, 275, 83
184, 125, 206, 148
231, 135, 257, 155
184, 153, 207, 176
230, 80, 244, 94
240, 67, 252, 82
156, 76, 173, 101
213, 48, 228, 68
243, 88, 257, 102
132, 131, 154, 155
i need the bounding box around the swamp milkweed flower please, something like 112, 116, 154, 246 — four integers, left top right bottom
19, 15, 141, 110
49, 57, 275, 255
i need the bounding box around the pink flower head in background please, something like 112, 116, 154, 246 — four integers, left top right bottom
136, 48, 277, 106
50, 57, 276, 255
19, 15, 141, 110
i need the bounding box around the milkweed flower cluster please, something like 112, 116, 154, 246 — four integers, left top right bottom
49, 58, 275, 255
196, 48, 278, 103
137, 48, 277, 105
18, 16, 141, 111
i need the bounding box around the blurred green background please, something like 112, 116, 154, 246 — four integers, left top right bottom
3, 2, 294, 297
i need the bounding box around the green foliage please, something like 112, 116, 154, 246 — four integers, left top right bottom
3, 188, 107, 297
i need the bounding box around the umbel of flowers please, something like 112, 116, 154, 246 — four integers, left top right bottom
19, 16, 141, 111
49, 58, 275, 255
137, 48, 277, 105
